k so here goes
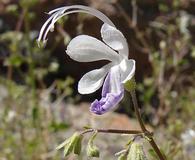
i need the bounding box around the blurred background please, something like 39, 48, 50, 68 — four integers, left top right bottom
0, 0, 195, 159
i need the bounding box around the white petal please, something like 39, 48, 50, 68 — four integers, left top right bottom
66, 35, 120, 62
109, 65, 123, 93
78, 63, 112, 94
101, 23, 129, 58
118, 59, 136, 83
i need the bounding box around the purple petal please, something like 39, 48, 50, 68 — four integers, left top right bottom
90, 66, 124, 115
101, 71, 111, 97
90, 91, 124, 115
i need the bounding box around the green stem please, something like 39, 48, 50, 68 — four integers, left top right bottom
130, 90, 166, 160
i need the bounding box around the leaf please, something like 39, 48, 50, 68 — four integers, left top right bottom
56, 132, 82, 157
63, 132, 80, 157
56, 139, 70, 150
74, 135, 83, 155
63, 140, 75, 157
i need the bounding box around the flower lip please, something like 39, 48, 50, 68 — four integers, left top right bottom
90, 66, 124, 115
90, 92, 123, 115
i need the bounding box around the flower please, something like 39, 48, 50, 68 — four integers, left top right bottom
38, 5, 135, 115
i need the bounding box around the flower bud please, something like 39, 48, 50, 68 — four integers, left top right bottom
87, 131, 100, 157
124, 78, 136, 92
87, 145, 100, 157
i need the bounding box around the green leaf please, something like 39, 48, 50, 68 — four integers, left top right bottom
74, 135, 83, 155
56, 132, 82, 157
56, 139, 70, 150
63, 142, 74, 157
63, 132, 80, 157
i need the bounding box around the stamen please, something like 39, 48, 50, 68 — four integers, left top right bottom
38, 5, 115, 45
48, 5, 115, 26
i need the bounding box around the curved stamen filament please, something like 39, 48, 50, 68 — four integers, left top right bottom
48, 5, 114, 27
38, 5, 115, 44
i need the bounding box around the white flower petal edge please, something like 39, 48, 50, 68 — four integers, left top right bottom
108, 65, 123, 93
66, 35, 120, 62
78, 63, 112, 94
101, 23, 129, 58
119, 59, 136, 83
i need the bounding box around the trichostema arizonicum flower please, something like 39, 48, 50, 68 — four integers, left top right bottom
38, 5, 135, 115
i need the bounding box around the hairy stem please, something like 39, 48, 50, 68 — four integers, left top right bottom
130, 90, 166, 160
81, 128, 146, 135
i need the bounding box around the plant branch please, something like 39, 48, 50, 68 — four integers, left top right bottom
130, 90, 147, 132
81, 128, 147, 136
130, 90, 166, 160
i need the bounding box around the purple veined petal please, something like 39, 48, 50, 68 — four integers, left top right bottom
101, 23, 129, 59
90, 65, 124, 115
